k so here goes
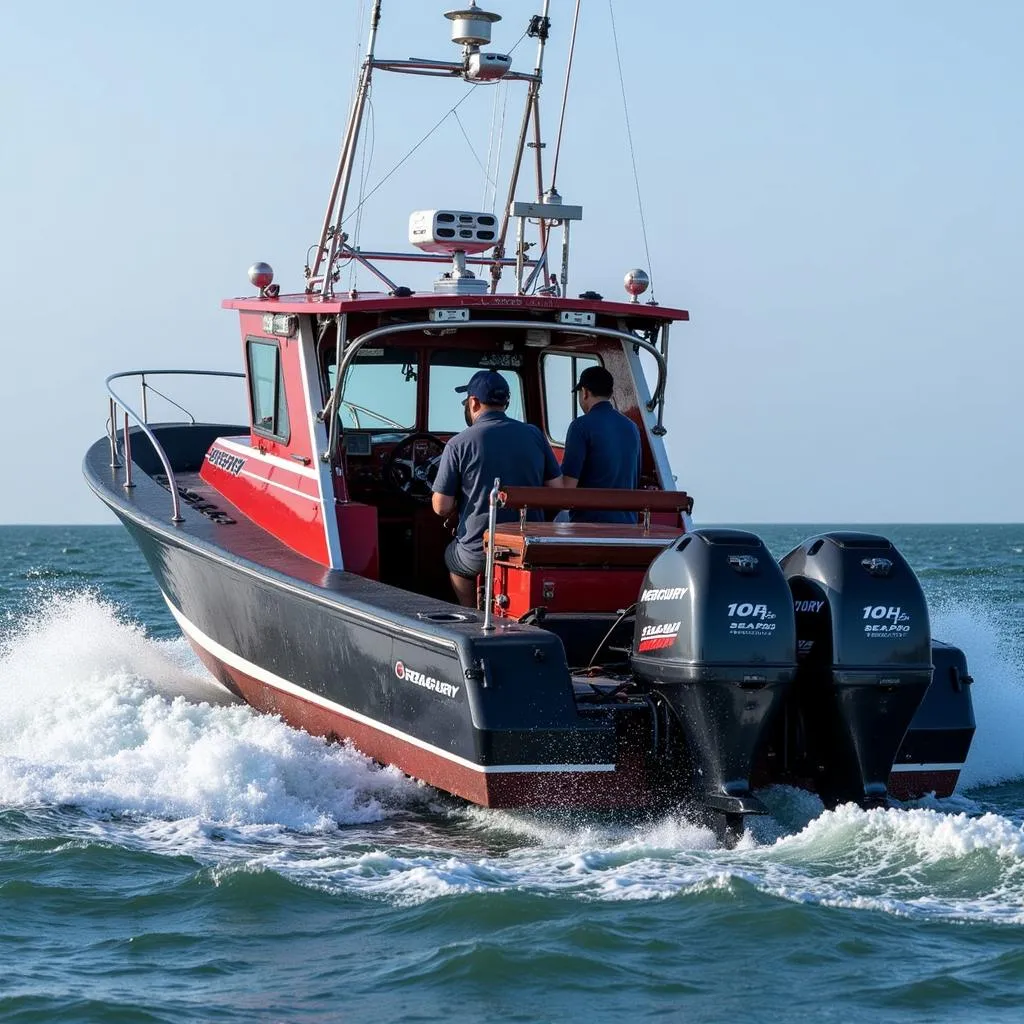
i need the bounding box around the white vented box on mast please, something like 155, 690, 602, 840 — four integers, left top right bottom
409, 210, 498, 254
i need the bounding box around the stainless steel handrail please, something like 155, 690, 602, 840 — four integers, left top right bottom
105, 369, 245, 524
323, 319, 669, 461
482, 477, 501, 632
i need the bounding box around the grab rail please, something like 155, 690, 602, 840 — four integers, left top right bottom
499, 485, 692, 536
498, 486, 693, 514
105, 369, 245, 523
323, 318, 670, 462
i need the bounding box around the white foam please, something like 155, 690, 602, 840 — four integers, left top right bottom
0, 589, 236, 709
238, 799, 1024, 920
931, 603, 1024, 787
0, 591, 423, 829
752, 802, 1024, 922
3, 591, 1024, 924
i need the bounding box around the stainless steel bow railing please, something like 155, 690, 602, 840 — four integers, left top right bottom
105, 369, 245, 523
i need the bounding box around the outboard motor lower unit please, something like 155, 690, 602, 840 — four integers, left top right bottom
781, 533, 932, 807
630, 529, 797, 819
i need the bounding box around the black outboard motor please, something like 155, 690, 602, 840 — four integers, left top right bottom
630, 529, 797, 819
781, 533, 932, 808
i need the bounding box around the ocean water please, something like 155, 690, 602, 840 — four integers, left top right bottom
1, 523, 1023, 1023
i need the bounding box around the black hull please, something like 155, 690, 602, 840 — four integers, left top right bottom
84, 431, 654, 809
84, 426, 975, 813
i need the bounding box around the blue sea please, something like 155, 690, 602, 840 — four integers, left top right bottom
1, 523, 1023, 1022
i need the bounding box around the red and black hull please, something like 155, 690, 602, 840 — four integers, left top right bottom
84, 425, 974, 814
84, 429, 659, 809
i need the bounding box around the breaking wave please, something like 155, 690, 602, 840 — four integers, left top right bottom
1, 590, 1023, 925
0, 592, 423, 830
931, 602, 1024, 787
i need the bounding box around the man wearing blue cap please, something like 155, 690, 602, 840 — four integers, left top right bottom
562, 365, 641, 523
432, 369, 562, 606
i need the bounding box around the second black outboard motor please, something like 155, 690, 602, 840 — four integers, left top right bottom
781, 533, 932, 808
630, 529, 797, 820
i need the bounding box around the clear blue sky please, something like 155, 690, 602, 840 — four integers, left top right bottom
2, 1, 1021, 523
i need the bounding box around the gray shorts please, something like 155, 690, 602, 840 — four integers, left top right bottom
444, 540, 484, 580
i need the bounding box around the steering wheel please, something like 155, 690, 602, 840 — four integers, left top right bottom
381, 432, 448, 504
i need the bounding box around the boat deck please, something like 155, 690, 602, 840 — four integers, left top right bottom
83, 427, 508, 636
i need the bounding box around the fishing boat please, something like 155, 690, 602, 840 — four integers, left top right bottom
83, 2, 975, 832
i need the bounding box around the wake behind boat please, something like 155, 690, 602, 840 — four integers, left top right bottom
83, 2, 975, 834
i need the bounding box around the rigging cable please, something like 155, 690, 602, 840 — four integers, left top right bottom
342, 88, 478, 226
348, 97, 377, 291
548, 0, 582, 192
454, 109, 496, 190
482, 82, 501, 209
482, 80, 509, 211
349, 0, 367, 101
491, 81, 510, 213
343, 27, 529, 226
482, 30, 524, 210
608, 0, 656, 302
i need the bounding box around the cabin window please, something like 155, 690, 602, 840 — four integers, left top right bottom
247, 338, 290, 441
327, 348, 417, 431
542, 351, 599, 445
427, 350, 525, 434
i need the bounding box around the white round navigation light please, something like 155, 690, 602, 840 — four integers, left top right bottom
248, 262, 274, 291
624, 268, 650, 302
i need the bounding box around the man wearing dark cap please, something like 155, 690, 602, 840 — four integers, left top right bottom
432, 370, 562, 606
562, 365, 642, 523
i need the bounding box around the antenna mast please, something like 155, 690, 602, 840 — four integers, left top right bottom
305, 2, 582, 300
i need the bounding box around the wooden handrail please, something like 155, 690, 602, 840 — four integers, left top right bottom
498, 486, 693, 514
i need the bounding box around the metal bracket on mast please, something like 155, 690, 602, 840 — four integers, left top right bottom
511, 190, 582, 296
308, 2, 576, 300
489, 0, 552, 294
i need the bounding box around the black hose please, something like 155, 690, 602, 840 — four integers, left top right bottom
586, 603, 636, 669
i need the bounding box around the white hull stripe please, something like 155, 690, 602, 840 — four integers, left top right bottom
216, 436, 319, 479
890, 763, 964, 773
164, 595, 615, 776
238, 468, 318, 501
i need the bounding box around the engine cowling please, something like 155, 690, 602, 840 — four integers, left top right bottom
781, 532, 933, 807
630, 529, 796, 817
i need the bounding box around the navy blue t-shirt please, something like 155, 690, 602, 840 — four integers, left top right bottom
433, 411, 561, 563
561, 401, 641, 523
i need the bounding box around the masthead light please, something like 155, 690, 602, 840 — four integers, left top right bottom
445, 3, 501, 47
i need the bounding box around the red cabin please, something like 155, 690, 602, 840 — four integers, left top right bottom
200, 290, 690, 619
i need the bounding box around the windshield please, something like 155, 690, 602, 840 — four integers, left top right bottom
541, 351, 599, 445
328, 348, 418, 430
428, 350, 525, 433
326, 345, 529, 435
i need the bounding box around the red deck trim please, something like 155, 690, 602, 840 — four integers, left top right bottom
222, 291, 689, 322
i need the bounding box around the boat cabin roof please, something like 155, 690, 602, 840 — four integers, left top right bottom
223, 290, 689, 325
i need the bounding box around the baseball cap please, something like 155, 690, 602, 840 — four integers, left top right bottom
572, 365, 614, 396
455, 369, 511, 405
